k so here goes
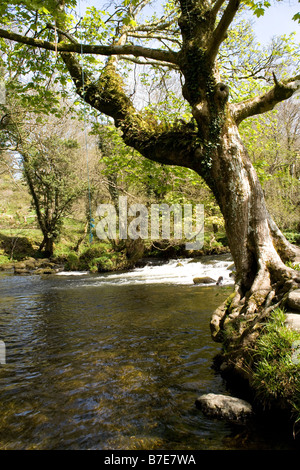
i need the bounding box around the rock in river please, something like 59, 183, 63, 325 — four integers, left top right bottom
193, 276, 216, 285
193, 276, 223, 285
195, 393, 253, 423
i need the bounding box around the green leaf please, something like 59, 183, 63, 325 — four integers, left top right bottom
292, 12, 300, 23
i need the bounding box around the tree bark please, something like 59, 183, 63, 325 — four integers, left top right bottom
39, 234, 54, 258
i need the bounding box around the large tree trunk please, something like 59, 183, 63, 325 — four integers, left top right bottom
209, 120, 298, 290
205, 120, 300, 340
55, 0, 300, 352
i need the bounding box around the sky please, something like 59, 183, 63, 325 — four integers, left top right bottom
248, 2, 299, 45
78, 0, 299, 46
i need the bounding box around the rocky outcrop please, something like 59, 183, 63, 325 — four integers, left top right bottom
0, 258, 63, 275
195, 393, 253, 423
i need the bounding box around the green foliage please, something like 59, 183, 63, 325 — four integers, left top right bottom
65, 251, 79, 270
244, 0, 272, 18
284, 232, 300, 247
243, 1, 299, 21
63, 242, 126, 272
240, 100, 300, 231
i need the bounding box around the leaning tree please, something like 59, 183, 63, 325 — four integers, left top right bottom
0, 0, 299, 351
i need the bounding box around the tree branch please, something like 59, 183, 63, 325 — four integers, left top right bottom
118, 55, 179, 69
211, 0, 227, 18
46, 23, 78, 44
207, 0, 241, 62
128, 31, 182, 47
231, 75, 300, 124
0, 27, 179, 65
121, 123, 199, 170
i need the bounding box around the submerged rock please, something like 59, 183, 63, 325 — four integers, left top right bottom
195, 393, 253, 423
14, 267, 31, 275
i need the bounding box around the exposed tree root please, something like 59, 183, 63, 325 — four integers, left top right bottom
211, 261, 300, 343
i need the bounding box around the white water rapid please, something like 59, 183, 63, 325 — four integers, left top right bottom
56, 254, 235, 287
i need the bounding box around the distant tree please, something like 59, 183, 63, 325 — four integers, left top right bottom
20, 115, 88, 256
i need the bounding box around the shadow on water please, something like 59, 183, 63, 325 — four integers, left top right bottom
0, 256, 298, 450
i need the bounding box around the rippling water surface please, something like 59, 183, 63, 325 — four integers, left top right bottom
0, 255, 297, 450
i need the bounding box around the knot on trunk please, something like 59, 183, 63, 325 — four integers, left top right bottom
214, 82, 229, 106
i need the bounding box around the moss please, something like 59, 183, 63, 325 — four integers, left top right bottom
250, 309, 300, 425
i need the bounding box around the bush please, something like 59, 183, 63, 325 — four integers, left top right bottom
65, 252, 79, 270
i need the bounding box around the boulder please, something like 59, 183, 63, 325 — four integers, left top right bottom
14, 261, 26, 270
193, 276, 224, 285
24, 260, 38, 270
0, 262, 14, 271
35, 259, 55, 269
284, 313, 300, 331
195, 393, 253, 423
34, 267, 56, 275
287, 289, 300, 312
14, 267, 31, 275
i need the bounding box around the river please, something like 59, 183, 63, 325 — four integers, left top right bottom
0, 254, 297, 450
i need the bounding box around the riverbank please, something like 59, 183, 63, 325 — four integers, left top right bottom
209, 280, 300, 439
0, 231, 230, 275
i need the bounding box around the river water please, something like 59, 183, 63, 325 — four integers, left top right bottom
0, 254, 297, 450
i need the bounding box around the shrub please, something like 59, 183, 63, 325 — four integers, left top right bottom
65, 252, 79, 270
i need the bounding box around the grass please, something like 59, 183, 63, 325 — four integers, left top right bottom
250, 309, 300, 431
